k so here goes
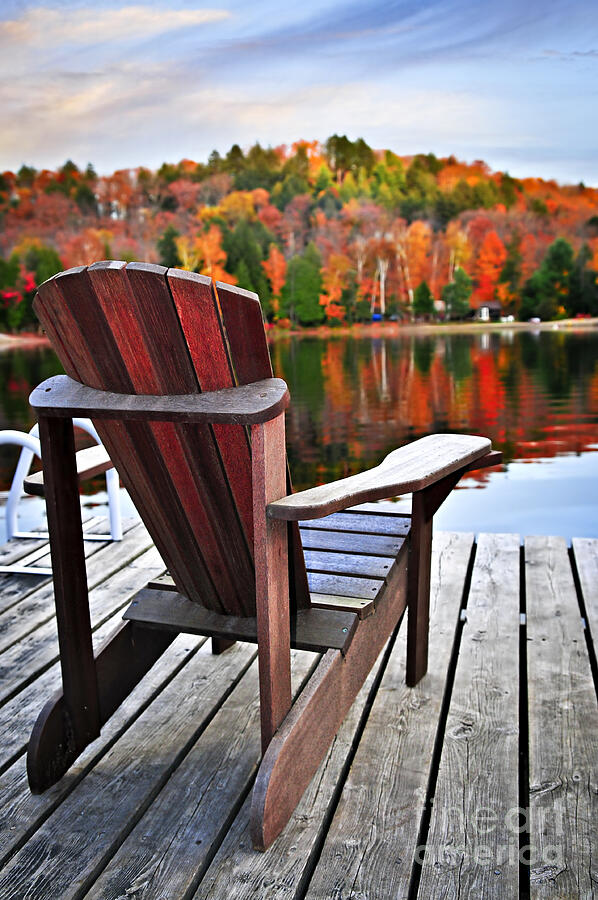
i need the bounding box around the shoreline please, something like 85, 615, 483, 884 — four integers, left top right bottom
2, 317, 598, 350
0, 332, 50, 350
269, 317, 598, 339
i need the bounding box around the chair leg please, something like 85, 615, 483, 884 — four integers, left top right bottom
28, 619, 176, 791
211, 636, 236, 654
406, 489, 433, 687
252, 416, 292, 755
27, 415, 100, 791
28, 414, 177, 792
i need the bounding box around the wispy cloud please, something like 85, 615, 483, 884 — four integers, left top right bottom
0, 5, 230, 48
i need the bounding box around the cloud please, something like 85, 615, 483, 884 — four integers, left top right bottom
0, 5, 230, 48
0, 66, 494, 171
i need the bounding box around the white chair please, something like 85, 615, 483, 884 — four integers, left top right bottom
0, 420, 122, 575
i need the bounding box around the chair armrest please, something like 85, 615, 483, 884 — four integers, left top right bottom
29, 374, 289, 426
267, 434, 494, 521
24, 444, 114, 497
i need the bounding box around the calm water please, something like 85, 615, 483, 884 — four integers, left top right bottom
1, 327, 598, 541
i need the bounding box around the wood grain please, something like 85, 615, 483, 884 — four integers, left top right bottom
0, 524, 153, 705
215, 278, 311, 613
0, 542, 162, 774
0, 641, 258, 898
35, 265, 221, 613
23, 444, 113, 497
83, 651, 317, 900
30, 374, 290, 426
194, 644, 391, 900
299, 510, 412, 537
268, 434, 492, 521
37, 262, 256, 615
526, 535, 598, 898
250, 539, 409, 849
0, 632, 204, 870
418, 532, 521, 897
123, 588, 358, 653
252, 416, 292, 751
306, 531, 474, 900
571, 536, 598, 645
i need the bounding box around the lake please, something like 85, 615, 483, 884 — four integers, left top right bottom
1, 326, 598, 542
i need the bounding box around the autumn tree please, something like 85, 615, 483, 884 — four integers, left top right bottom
319, 253, 351, 322
194, 225, 235, 283
261, 244, 287, 319
473, 230, 507, 306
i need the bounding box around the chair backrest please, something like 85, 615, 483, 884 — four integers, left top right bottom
34, 261, 308, 617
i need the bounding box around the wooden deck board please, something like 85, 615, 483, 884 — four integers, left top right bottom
0, 522, 596, 898
526, 535, 598, 898
305, 531, 475, 900
418, 532, 521, 897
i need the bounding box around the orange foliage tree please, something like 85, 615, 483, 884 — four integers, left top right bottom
319, 253, 351, 321
194, 225, 236, 283
473, 230, 507, 306
261, 244, 287, 319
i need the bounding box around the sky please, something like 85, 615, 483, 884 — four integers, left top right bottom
0, 0, 596, 184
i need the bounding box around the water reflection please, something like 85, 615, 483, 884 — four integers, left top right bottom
272, 329, 598, 492
1, 328, 598, 537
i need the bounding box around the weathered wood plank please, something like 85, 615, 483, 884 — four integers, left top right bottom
300, 527, 404, 557
418, 532, 521, 898
0, 632, 205, 868
23, 443, 113, 496
0, 535, 47, 567
526, 535, 598, 898
571, 536, 598, 652
250, 540, 409, 849
310, 592, 375, 618
193, 644, 391, 899
269, 434, 491, 521
84, 651, 317, 900
0, 544, 163, 772
303, 548, 394, 579
30, 374, 290, 426
0, 535, 158, 708
0, 642, 259, 898
305, 531, 474, 900
299, 511, 411, 537
0, 517, 104, 611
307, 571, 383, 600
123, 588, 358, 653
0, 520, 149, 661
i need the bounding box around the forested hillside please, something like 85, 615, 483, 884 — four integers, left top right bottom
1, 136, 597, 331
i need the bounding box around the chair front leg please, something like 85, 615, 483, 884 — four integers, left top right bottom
406, 467, 465, 686
406, 488, 433, 686
32, 415, 100, 773
252, 414, 292, 754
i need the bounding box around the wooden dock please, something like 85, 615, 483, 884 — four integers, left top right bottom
0, 520, 596, 898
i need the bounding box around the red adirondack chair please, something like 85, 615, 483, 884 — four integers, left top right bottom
27, 262, 499, 849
